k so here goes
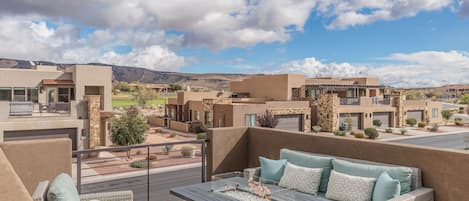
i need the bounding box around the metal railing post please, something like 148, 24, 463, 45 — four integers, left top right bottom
77, 153, 82, 194
201, 141, 206, 183
147, 146, 150, 201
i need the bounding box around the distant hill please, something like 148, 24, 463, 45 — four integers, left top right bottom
0, 58, 256, 90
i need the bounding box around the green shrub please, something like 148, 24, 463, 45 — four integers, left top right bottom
196, 133, 207, 140
385, 128, 393, 133
350, 131, 355, 135
373, 119, 382, 127
455, 118, 463, 122
364, 128, 379, 139
429, 124, 439, 132
181, 146, 195, 158
163, 145, 173, 154
333, 130, 346, 136
154, 128, 163, 133
354, 132, 365, 138
312, 126, 321, 133
417, 122, 426, 128
146, 154, 158, 161
400, 128, 407, 135
130, 160, 151, 168
455, 120, 464, 126
406, 118, 417, 127
169, 133, 176, 138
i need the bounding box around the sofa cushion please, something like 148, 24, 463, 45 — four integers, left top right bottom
259, 157, 287, 183
47, 173, 80, 201
325, 170, 376, 201
332, 159, 412, 194
373, 171, 401, 201
278, 162, 323, 195
280, 149, 333, 193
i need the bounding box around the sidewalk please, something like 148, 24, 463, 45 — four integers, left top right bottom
158, 127, 196, 137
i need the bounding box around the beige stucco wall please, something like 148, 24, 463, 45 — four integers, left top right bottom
230, 74, 305, 101
72, 65, 112, 112
0, 138, 72, 194
169, 120, 191, 132
0, 148, 32, 201
148, 116, 166, 127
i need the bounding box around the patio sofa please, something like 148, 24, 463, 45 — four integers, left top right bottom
244, 149, 434, 201
32, 179, 133, 201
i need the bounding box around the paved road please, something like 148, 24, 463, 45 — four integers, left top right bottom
82, 167, 202, 201
391, 132, 469, 150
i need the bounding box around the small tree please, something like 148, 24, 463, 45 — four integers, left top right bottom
132, 86, 158, 107
460, 94, 469, 104
441, 110, 453, 125
373, 119, 382, 128
170, 83, 182, 91
257, 110, 278, 128
406, 118, 417, 127
111, 107, 149, 159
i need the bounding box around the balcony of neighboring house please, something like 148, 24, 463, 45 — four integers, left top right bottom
0, 83, 76, 118
339, 96, 392, 106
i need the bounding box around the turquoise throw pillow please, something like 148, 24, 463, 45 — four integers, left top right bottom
373, 172, 401, 201
279, 149, 333, 193
47, 173, 80, 201
332, 159, 412, 194
259, 157, 287, 183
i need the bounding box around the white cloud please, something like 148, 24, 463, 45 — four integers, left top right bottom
98, 46, 185, 71
280, 51, 469, 87
320, 0, 453, 30
461, 0, 469, 16
0, 16, 186, 71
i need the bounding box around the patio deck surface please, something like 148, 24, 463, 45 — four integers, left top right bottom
82, 167, 201, 201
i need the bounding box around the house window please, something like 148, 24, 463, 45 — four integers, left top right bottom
0, 87, 11, 101
169, 108, 175, 119
13, 88, 26, 101
245, 114, 257, 127
432, 108, 439, 118
58, 88, 70, 102
70, 87, 75, 100
205, 111, 212, 125
27, 88, 38, 103
194, 111, 200, 121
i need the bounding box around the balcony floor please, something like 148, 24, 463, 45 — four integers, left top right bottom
82, 167, 201, 201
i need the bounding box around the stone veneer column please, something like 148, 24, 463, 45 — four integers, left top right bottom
393, 92, 405, 127
317, 94, 339, 132
86, 95, 101, 149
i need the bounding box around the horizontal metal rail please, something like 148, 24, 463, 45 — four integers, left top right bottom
73, 139, 207, 201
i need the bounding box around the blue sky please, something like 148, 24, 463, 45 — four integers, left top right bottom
182, 8, 469, 73
0, 0, 469, 87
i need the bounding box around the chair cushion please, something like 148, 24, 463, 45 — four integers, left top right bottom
325, 170, 376, 201
332, 159, 412, 194
278, 162, 323, 195
259, 157, 286, 183
373, 172, 401, 201
47, 173, 80, 201
280, 149, 333, 193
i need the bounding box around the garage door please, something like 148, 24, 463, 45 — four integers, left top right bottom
407, 110, 423, 122
275, 114, 302, 131
4, 128, 77, 151
339, 113, 362, 130
373, 112, 392, 128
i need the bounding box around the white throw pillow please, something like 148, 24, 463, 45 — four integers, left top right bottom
278, 162, 323, 195
325, 170, 376, 201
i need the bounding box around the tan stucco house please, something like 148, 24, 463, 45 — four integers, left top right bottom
0, 65, 113, 151
155, 74, 443, 133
